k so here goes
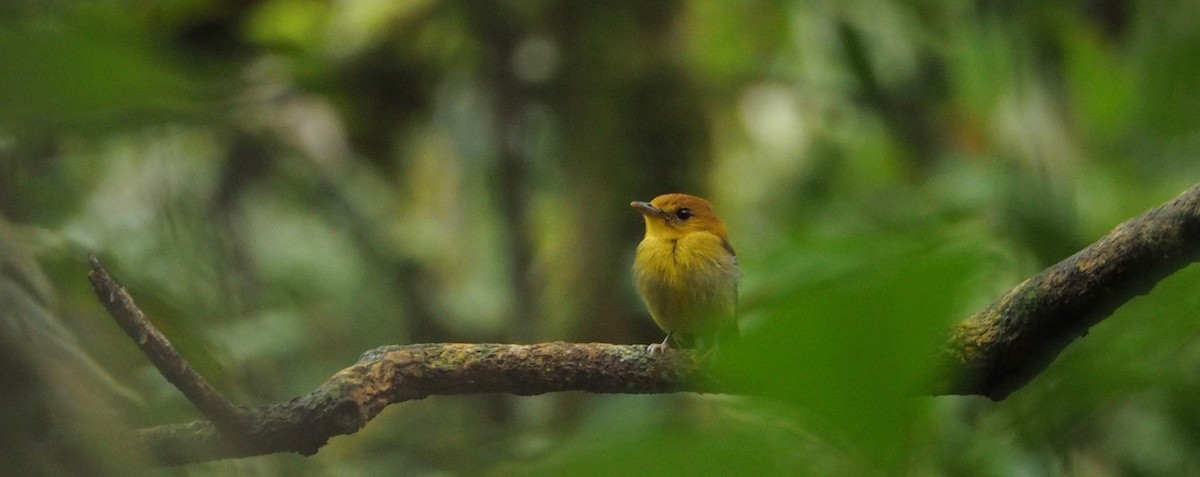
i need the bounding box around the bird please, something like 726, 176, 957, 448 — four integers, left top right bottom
631, 193, 739, 353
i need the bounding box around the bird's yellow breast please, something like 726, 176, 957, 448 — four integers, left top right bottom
633, 231, 739, 334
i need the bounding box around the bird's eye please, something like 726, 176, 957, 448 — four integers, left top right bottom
675, 208, 692, 220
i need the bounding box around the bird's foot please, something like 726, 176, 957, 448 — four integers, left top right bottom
648, 333, 673, 354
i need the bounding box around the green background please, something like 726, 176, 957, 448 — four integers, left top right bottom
3, 1, 1200, 475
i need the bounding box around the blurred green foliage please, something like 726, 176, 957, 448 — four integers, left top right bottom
3, 0, 1200, 475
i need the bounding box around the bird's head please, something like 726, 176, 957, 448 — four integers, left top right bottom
631, 193, 728, 241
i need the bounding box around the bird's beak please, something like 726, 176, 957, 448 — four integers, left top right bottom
631, 201, 665, 219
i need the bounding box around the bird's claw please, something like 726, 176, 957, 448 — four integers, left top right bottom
647, 342, 670, 354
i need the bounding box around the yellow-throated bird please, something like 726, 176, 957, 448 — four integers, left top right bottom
631, 193, 739, 352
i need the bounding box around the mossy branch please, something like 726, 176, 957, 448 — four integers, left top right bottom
134, 342, 708, 464
938, 182, 1200, 399
89, 183, 1200, 464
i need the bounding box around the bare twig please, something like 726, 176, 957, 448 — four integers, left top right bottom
939, 183, 1200, 399
87, 256, 247, 431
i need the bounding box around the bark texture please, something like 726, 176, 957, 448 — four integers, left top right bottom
135, 342, 708, 464
939, 183, 1200, 399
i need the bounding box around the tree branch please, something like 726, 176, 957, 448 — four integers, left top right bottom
87, 255, 247, 431
136, 342, 709, 464
89, 182, 1200, 465
938, 182, 1200, 399
89, 256, 713, 464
